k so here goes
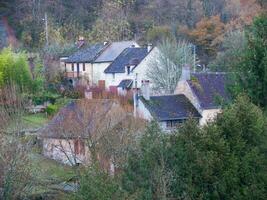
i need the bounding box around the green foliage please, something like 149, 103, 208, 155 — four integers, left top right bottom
210, 29, 246, 71
45, 104, 58, 116
72, 166, 123, 200
122, 122, 172, 199
30, 91, 60, 105
122, 96, 267, 199
232, 14, 267, 108
0, 48, 32, 91
45, 98, 71, 116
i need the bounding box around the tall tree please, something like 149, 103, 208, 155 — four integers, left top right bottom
210, 29, 246, 71
233, 13, 267, 108
170, 95, 267, 199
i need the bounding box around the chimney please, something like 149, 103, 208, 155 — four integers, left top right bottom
84, 86, 92, 99
78, 36, 84, 41
180, 64, 191, 81
77, 36, 85, 48
141, 80, 150, 100
147, 43, 153, 52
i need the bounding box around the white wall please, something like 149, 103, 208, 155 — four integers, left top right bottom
136, 99, 153, 121
134, 47, 159, 88
104, 47, 159, 89
92, 62, 111, 85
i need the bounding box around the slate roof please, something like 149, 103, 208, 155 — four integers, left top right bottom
65, 43, 108, 63
40, 99, 126, 139
118, 79, 133, 89
187, 73, 230, 109
104, 47, 150, 73
141, 94, 201, 121
95, 41, 137, 63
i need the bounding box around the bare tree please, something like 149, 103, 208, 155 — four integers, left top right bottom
0, 85, 35, 199
41, 99, 146, 174
147, 39, 197, 94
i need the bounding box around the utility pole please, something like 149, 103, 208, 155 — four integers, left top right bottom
44, 12, 48, 46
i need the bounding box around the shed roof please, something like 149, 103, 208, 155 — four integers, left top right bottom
40, 99, 126, 139
104, 47, 150, 73
141, 94, 201, 121
187, 73, 230, 109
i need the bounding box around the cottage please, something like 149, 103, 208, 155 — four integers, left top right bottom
135, 81, 201, 131
40, 98, 127, 169
63, 41, 138, 86
104, 45, 158, 92
175, 67, 230, 125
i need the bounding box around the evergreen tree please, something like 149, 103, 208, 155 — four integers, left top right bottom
234, 13, 267, 108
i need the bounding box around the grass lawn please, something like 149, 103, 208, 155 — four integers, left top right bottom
22, 113, 49, 129
31, 153, 76, 182
29, 153, 77, 198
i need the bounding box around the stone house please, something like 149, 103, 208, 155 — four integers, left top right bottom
40, 98, 127, 171
175, 67, 230, 125
135, 81, 201, 131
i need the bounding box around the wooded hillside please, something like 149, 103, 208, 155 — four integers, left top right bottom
1, 1, 266, 50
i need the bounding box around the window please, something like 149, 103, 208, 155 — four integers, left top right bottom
112, 73, 115, 80
166, 119, 186, 128
82, 63, 85, 71
127, 66, 130, 75
71, 63, 74, 71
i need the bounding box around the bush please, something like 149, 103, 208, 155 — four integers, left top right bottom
45, 104, 59, 116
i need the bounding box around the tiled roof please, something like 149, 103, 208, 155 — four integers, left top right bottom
187, 73, 230, 109
141, 94, 201, 121
117, 79, 133, 89
95, 41, 138, 63
40, 99, 126, 139
65, 43, 108, 63
104, 47, 149, 73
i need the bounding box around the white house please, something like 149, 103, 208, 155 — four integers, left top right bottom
103, 45, 159, 93
175, 67, 230, 125
63, 41, 138, 86
135, 81, 201, 131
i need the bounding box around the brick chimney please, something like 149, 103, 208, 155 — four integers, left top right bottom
77, 36, 85, 48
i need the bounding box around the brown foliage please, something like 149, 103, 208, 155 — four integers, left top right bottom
187, 15, 225, 62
